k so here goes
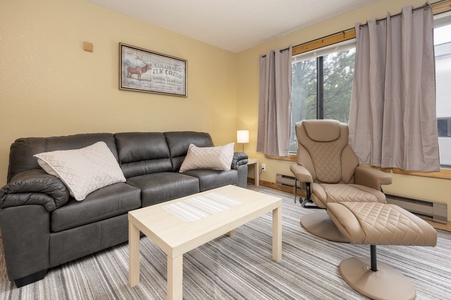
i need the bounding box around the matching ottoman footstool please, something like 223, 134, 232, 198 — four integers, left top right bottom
326, 202, 437, 300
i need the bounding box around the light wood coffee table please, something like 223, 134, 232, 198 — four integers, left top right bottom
128, 185, 282, 300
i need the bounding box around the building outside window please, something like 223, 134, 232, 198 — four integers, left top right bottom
435, 12, 451, 167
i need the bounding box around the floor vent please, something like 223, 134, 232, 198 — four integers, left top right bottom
386, 194, 448, 224
276, 174, 301, 188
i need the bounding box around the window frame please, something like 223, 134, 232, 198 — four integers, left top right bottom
268, 0, 451, 180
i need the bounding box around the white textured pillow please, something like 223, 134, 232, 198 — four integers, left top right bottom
34, 142, 126, 201
179, 143, 235, 172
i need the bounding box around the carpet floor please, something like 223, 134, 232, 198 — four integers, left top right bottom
0, 186, 450, 299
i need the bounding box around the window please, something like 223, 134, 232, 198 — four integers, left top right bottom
289, 12, 451, 168
285, 2, 451, 177
289, 40, 355, 152
435, 12, 451, 167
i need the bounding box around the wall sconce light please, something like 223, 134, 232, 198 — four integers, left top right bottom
237, 130, 249, 152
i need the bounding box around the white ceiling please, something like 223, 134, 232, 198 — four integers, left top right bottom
89, 0, 376, 53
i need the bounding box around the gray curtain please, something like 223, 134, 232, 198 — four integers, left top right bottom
257, 47, 292, 156
349, 5, 440, 171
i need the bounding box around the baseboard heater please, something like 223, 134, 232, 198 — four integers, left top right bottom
386, 194, 448, 224
276, 174, 301, 188
276, 173, 448, 224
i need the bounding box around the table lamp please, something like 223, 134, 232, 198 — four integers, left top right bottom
237, 130, 249, 152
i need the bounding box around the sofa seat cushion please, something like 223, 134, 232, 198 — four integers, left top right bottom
51, 183, 141, 232
183, 169, 238, 192
127, 172, 199, 207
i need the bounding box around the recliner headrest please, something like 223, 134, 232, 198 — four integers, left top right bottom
302, 119, 341, 142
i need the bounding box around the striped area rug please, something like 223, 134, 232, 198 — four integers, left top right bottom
0, 186, 450, 299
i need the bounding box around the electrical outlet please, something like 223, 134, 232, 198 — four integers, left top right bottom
261, 164, 266, 172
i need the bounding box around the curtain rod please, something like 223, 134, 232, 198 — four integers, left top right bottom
263, 0, 449, 58
291, 28, 355, 51
260, 47, 291, 58
359, 2, 431, 28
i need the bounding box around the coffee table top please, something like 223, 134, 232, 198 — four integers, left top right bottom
128, 185, 282, 257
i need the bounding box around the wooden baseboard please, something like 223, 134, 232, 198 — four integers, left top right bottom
247, 178, 305, 197
248, 178, 451, 233
425, 220, 451, 232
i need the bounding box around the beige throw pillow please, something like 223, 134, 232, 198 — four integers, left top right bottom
34, 142, 126, 201
179, 143, 234, 172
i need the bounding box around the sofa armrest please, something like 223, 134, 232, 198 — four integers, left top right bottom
290, 164, 313, 183
1, 169, 70, 212
231, 152, 248, 169
0, 205, 50, 282
354, 165, 392, 191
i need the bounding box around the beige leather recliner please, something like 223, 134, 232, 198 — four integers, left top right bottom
290, 120, 437, 299
290, 119, 392, 209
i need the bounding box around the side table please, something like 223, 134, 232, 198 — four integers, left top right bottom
247, 159, 259, 186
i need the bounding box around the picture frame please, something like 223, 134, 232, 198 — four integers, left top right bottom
119, 43, 187, 97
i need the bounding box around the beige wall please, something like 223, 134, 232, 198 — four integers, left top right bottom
0, 0, 237, 184
236, 0, 451, 220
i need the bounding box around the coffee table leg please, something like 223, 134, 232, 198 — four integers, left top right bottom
129, 220, 141, 287
272, 206, 282, 262
167, 255, 183, 300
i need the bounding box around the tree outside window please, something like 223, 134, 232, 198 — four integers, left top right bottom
290, 44, 355, 153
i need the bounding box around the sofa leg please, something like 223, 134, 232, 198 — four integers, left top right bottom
14, 270, 47, 288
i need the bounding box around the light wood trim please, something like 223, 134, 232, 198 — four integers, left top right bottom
292, 29, 356, 56
425, 219, 451, 232
265, 154, 451, 179
264, 154, 297, 162
255, 178, 306, 197
392, 168, 451, 180
433, 0, 451, 14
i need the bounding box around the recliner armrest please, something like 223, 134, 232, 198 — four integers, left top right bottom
1, 169, 70, 212
231, 152, 248, 169
354, 166, 392, 191
290, 164, 313, 183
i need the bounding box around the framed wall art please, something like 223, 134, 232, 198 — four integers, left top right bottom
119, 43, 187, 97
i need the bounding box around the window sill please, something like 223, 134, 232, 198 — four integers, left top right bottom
392, 168, 451, 180
266, 154, 451, 180
265, 154, 297, 162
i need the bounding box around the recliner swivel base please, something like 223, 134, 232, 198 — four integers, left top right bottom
300, 211, 349, 243
340, 256, 416, 300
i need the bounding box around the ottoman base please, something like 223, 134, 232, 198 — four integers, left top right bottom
340, 257, 416, 300
300, 211, 349, 243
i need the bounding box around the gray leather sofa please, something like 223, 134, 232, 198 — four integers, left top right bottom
0, 131, 248, 287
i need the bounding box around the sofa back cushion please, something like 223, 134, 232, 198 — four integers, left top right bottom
164, 131, 214, 171
7, 133, 117, 182
115, 132, 172, 178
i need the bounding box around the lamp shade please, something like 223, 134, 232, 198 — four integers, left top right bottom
237, 130, 249, 143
